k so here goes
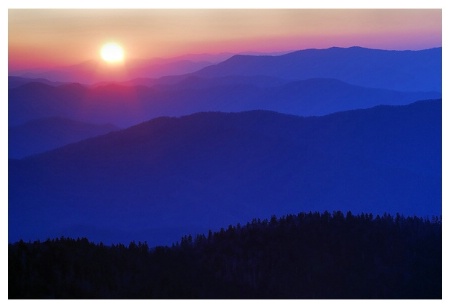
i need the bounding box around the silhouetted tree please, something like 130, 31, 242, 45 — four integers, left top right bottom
9, 211, 441, 299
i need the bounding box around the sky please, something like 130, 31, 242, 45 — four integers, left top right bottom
8, 9, 442, 71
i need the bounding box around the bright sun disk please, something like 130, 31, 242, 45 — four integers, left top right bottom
100, 43, 124, 63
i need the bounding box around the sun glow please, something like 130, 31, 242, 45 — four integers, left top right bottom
100, 43, 124, 63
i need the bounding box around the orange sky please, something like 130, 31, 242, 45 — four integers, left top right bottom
8, 9, 442, 70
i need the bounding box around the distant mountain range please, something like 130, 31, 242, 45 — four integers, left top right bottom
9, 47, 442, 93
194, 47, 442, 92
9, 50, 293, 84
8, 76, 68, 88
8, 77, 441, 128
9, 117, 118, 158
9, 100, 442, 246
9, 58, 217, 84
8, 46, 442, 246
9, 46, 441, 129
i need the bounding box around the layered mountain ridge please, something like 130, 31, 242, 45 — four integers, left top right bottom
9, 99, 442, 246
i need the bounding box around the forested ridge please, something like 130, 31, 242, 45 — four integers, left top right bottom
9, 211, 441, 299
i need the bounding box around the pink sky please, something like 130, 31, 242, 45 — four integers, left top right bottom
8, 9, 442, 71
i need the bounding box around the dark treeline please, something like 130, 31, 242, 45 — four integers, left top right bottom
9, 211, 441, 299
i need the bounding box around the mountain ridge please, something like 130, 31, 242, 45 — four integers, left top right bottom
9, 99, 442, 246
194, 47, 442, 92
8, 76, 441, 127
9, 117, 119, 158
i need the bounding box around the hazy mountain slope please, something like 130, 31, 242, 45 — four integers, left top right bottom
257, 78, 440, 115
122, 75, 289, 89
194, 47, 442, 92
12, 58, 216, 84
8, 100, 441, 246
9, 117, 118, 158
9, 77, 441, 127
8, 76, 67, 89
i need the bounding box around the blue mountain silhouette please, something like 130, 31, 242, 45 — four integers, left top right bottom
9, 99, 441, 246
8, 77, 440, 128
9, 117, 118, 158
194, 47, 442, 92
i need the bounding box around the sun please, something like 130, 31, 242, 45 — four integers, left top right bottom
100, 42, 124, 63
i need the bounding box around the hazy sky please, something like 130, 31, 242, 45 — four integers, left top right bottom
8, 9, 442, 70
